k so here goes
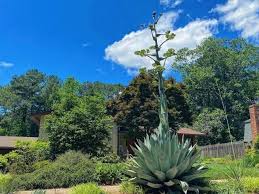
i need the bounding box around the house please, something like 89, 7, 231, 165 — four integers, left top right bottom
31, 112, 205, 156
244, 104, 259, 144
0, 136, 38, 154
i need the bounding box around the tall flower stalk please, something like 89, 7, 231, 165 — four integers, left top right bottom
135, 12, 176, 134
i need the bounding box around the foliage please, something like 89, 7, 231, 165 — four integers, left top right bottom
44, 78, 112, 156
175, 38, 259, 140
193, 108, 229, 145
5, 140, 50, 174
91, 153, 121, 164
128, 132, 208, 193
254, 135, 259, 150
70, 183, 106, 194
32, 160, 50, 170
0, 155, 8, 173
84, 81, 124, 99
0, 173, 12, 194
95, 162, 127, 185
0, 69, 61, 136
243, 148, 259, 167
212, 177, 259, 193
107, 71, 191, 139
203, 159, 259, 180
9, 151, 96, 190
120, 181, 144, 194
242, 177, 259, 193
211, 180, 244, 194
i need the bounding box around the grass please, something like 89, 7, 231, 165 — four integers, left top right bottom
201, 158, 259, 180
70, 183, 106, 194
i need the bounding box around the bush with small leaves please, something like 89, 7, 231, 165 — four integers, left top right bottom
9, 151, 96, 191
95, 162, 127, 185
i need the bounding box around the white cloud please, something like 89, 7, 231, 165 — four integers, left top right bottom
160, 0, 183, 8
214, 0, 259, 40
0, 61, 14, 68
105, 11, 218, 73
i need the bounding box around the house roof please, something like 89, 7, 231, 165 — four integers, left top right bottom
177, 128, 205, 136
0, 136, 38, 149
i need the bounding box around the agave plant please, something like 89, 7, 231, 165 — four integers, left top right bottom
128, 131, 208, 194
130, 12, 209, 194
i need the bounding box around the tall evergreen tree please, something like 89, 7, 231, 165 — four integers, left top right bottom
0, 69, 61, 136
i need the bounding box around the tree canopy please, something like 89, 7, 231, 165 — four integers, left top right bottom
83, 81, 124, 99
44, 78, 112, 156
175, 38, 259, 141
0, 70, 61, 136
107, 70, 191, 139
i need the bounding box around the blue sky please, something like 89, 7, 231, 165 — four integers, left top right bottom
0, 0, 258, 85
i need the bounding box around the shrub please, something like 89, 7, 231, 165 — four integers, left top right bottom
254, 135, 259, 150
9, 151, 96, 191
70, 183, 106, 194
120, 181, 144, 194
92, 153, 121, 164
255, 163, 259, 168
243, 148, 259, 167
95, 162, 127, 185
32, 160, 50, 170
0, 155, 8, 173
242, 177, 259, 193
0, 173, 12, 194
6, 140, 50, 174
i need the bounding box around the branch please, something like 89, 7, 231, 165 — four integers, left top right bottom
159, 39, 169, 48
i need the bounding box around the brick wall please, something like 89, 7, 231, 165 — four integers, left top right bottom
249, 104, 259, 142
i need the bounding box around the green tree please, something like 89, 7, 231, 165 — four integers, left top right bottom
175, 38, 259, 140
44, 78, 112, 156
84, 81, 124, 99
0, 69, 61, 136
193, 108, 229, 145
107, 70, 191, 139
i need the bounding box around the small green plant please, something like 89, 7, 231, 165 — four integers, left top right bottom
0, 155, 8, 173
224, 163, 244, 192
70, 183, 106, 194
0, 173, 12, 194
120, 181, 144, 194
242, 177, 259, 193
243, 147, 259, 167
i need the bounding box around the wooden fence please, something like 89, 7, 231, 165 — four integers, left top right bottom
200, 141, 245, 158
